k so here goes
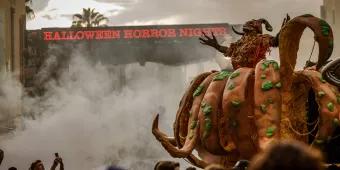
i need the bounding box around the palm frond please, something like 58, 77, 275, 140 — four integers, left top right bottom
26, 6, 35, 19
71, 8, 109, 27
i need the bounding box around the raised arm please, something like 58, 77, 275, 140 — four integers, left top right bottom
51, 156, 64, 170
199, 32, 229, 54
199, 32, 233, 70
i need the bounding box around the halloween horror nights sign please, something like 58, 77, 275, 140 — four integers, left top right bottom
27, 23, 239, 65
43, 26, 228, 41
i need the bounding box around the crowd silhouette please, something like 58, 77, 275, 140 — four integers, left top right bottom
0, 140, 339, 170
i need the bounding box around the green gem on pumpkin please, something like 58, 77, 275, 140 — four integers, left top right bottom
337, 95, 340, 104
317, 91, 325, 97
272, 62, 280, 71
228, 82, 235, 90
262, 81, 273, 91
320, 76, 327, 83
201, 101, 206, 108
202, 104, 212, 116
327, 102, 334, 112
205, 118, 212, 131
190, 121, 197, 129
193, 85, 204, 97
266, 126, 276, 137
231, 100, 241, 107
230, 71, 240, 79
213, 70, 231, 81
261, 62, 269, 70
320, 20, 330, 36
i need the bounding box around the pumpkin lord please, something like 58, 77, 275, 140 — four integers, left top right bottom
152, 14, 338, 169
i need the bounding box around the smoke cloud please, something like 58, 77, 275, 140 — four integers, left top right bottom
0, 44, 220, 169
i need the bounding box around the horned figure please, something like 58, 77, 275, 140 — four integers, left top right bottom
152, 14, 337, 169
199, 17, 285, 70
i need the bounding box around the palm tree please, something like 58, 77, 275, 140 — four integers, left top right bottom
25, 0, 35, 19
72, 8, 109, 28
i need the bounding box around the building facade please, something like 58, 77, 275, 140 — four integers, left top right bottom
321, 0, 340, 58
0, 0, 26, 79
0, 0, 26, 133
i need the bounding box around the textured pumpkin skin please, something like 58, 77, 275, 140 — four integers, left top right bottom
152, 15, 339, 169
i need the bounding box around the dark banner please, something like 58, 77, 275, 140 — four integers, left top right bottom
26, 23, 239, 66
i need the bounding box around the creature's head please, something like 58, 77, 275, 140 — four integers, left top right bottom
232, 18, 273, 36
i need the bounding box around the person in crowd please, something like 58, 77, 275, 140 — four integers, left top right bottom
248, 140, 324, 170
0, 149, 3, 166
8, 167, 17, 170
186, 167, 196, 170
51, 155, 64, 170
154, 160, 180, 170
106, 166, 125, 170
29, 160, 44, 170
29, 153, 64, 170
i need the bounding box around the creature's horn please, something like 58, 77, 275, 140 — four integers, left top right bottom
259, 18, 273, 32
232, 26, 245, 36
152, 114, 196, 158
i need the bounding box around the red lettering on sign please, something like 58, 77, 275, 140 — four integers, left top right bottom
53, 32, 61, 40
84, 31, 95, 39
60, 31, 68, 40
44, 32, 53, 40
193, 28, 201, 36
42, 25, 229, 41
150, 29, 159, 38
124, 30, 133, 39
159, 29, 167, 38
142, 29, 150, 38
133, 30, 142, 39
96, 31, 104, 39
75, 31, 84, 40
179, 28, 193, 37
111, 30, 120, 38
167, 29, 176, 37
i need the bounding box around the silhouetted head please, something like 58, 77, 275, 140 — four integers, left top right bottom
8, 167, 18, 170
154, 161, 180, 170
106, 165, 125, 170
186, 167, 196, 170
29, 160, 45, 170
249, 140, 324, 170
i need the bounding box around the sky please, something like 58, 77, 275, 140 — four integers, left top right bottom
27, 0, 324, 32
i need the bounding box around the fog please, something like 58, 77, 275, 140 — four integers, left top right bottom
0, 43, 221, 169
